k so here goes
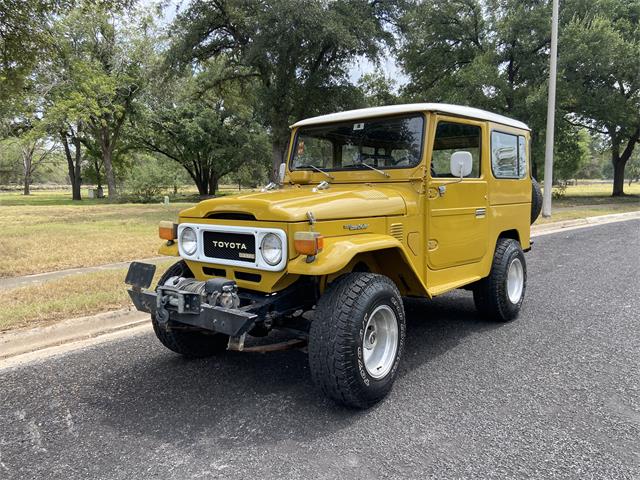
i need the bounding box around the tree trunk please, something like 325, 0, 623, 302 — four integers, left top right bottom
611, 127, 640, 197
103, 147, 117, 199
208, 175, 219, 196
612, 156, 626, 197
61, 131, 83, 201
72, 129, 83, 201
271, 139, 287, 182
94, 158, 102, 190
194, 177, 208, 196
23, 173, 31, 195
22, 146, 33, 195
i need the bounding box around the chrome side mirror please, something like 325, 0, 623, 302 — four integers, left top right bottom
278, 162, 286, 184
450, 151, 473, 178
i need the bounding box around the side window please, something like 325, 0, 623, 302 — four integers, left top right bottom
491, 131, 527, 178
518, 136, 527, 177
431, 122, 481, 178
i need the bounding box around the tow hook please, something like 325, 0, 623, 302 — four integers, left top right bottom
227, 333, 247, 351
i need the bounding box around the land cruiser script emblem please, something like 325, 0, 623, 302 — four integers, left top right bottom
211, 241, 248, 250
343, 224, 368, 231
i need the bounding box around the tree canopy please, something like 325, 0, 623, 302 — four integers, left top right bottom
168, 0, 401, 178
0, 0, 638, 198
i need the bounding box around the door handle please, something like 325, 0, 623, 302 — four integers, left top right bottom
438, 185, 446, 197
475, 208, 486, 218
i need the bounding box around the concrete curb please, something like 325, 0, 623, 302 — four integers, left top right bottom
531, 210, 640, 237
0, 308, 149, 359
0, 209, 638, 362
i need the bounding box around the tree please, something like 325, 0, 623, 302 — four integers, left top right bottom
560, 0, 640, 196
19, 137, 58, 194
358, 69, 399, 107
0, 0, 62, 117
39, 5, 154, 200
135, 65, 270, 196
168, 0, 400, 180
398, 0, 588, 180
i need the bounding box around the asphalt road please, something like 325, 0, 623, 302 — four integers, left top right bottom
1, 220, 639, 479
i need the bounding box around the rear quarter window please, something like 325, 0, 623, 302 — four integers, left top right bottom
491, 131, 527, 179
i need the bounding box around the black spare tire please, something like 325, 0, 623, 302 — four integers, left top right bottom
531, 177, 542, 224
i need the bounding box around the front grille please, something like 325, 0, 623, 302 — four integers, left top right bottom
202, 231, 256, 263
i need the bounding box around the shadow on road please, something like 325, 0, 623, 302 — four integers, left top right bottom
88, 291, 502, 447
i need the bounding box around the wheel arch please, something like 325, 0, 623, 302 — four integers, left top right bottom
497, 228, 521, 245
287, 234, 429, 297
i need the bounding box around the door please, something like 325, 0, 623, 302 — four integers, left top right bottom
427, 117, 488, 270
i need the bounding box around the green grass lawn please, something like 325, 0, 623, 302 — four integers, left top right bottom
0, 260, 173, 332
534, 183, 640, 224
0, 193, 194, 277
0, 186, 254, 278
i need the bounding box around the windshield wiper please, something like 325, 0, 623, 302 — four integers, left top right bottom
357, 162, 390, 178
297, 164, 334, 180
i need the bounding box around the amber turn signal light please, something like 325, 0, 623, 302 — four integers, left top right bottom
159, 221, 177, 241
294, 231, 324, 256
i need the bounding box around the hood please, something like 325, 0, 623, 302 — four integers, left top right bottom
180, 185, 407, 222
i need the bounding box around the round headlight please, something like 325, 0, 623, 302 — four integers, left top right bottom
180, 227, 197, 256
260, 233, 282, 266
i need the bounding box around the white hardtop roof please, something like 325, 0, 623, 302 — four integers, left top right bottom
291, 103, 530, 131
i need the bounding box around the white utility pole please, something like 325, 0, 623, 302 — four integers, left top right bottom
542, 0, 559, 217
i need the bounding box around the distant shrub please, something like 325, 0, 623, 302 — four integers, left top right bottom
125, 158, 173, 202
552, 181, 568, 199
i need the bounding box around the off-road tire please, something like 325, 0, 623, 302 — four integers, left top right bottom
473, 239, 526, 322
531, 177, 543, 224
151, 260, 229, 358
308, 273, 406, 409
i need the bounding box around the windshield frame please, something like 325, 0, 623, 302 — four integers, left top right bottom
288, 113, 427, 174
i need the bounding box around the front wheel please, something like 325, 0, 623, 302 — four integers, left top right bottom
473, 238, 527, 322
308, 273, 406, 409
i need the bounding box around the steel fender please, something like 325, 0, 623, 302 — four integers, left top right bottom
158, 242, 179, 257
287, 234, 418, 280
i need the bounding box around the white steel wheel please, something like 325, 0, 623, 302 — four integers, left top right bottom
362, 304, 399, 379
506, 257, 524, 304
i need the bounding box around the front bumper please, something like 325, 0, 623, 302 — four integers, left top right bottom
125, 261, 257, 337
128, 287, 258, 336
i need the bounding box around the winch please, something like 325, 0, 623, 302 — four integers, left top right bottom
163, 276, 241, 309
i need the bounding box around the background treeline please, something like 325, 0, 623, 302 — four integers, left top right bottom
0, 0, 638, 201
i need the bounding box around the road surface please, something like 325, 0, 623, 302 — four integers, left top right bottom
1, 220, 639, 479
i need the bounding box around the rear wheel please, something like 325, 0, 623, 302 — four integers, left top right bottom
308, 273, 406, 408
152, 260, 229, 358
473, 239, 527, 322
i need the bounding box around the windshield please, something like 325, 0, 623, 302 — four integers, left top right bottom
290, 114, 425, 172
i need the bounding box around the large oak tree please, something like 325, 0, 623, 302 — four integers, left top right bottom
135, 63, 270, 196
561, 0, 640, 196
168, 0, 400, 179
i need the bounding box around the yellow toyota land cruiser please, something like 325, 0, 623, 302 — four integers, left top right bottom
126, 103, 542, 408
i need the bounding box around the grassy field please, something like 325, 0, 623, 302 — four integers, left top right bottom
0, 260, 173, 331
534, 183, 640, 224
0, 198, 192, 277
0, 188, 244, 278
